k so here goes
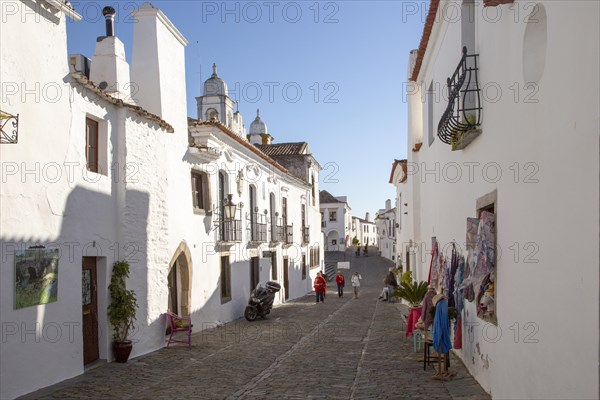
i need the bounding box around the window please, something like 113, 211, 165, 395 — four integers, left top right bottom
85, 117, 99, 173
329, 211, 337, 222
311, 175, 315, 206
310, 244, 320, 269
220, 256, 231, 302
191, 170, 209, 212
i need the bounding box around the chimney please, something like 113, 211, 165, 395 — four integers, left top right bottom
104, 6, 115, 36
88, 6, 132, 101
130, 3, 188, 128
385, 199, 392, 211
365, 212, 370, 222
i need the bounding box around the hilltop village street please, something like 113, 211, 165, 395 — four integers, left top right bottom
23, 251, 489, 400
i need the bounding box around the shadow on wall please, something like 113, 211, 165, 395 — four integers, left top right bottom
0, 185, 153, 399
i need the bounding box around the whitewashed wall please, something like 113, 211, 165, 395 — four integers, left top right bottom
406, 1, 599, 398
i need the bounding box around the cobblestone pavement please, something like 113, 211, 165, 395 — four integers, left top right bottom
23, 252, 490, 400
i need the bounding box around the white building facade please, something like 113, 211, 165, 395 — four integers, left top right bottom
375, 200, 396, 262
0, 3, 323, 399
319, 191, 351, 251
402, 1, 598, 399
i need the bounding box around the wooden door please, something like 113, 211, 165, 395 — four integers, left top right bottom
250, 257, 259, 290
283, 258, 289, 300
82, 257, 99, 365
168, 263, 178, 314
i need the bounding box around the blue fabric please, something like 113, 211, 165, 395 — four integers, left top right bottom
433, 298, 452, 354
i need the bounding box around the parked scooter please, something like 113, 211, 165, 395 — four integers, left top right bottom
244, 281, 281, 321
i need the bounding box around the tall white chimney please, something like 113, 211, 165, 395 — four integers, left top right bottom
130, 2, 188, 128
89, 6, 132, 101
385, 199, 392, 211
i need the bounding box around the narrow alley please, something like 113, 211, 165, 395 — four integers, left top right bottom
23, 252, 489, 400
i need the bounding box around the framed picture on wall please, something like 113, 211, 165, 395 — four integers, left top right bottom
15, 247, 59, 309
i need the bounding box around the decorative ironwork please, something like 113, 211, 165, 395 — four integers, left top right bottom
437, 47, 482, 145
218, 219, 242, 242
271, 223, 284, 243
284, 225, 294, 245
0, 110, 19, 144
248, 212, 267, 243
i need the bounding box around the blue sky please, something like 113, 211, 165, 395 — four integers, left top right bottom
66, 1, 427, 219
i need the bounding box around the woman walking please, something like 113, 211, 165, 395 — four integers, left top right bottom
314, 272, 326, 303
335, 271, 345, 297
351, 272, 362, 299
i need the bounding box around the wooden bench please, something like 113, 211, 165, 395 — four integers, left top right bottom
165, 311, 193, 348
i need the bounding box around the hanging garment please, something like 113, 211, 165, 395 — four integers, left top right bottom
433, 298, 452, 354
448, 245, 458, 308
453, 317, 462, 349
441, 256, 450, 296
428, 241, 439, 286
455, 256, 465, 315
472, 211, 496, 300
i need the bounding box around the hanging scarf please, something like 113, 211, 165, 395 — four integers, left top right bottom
448, 244, 458, 308
433, 298, 452, 354
453, 317, 462, 349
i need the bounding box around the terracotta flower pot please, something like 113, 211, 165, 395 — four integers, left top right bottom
113, 340, 133, 363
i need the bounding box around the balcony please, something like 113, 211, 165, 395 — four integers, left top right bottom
218, 219, 242, 243
437, 46, 482, 151
284, 225, 294, 245
302, 226, 310, 245
0, 109, 19, 144
271, 223, 284, 243
248, 212, 268, 243
321, 221, 326, 228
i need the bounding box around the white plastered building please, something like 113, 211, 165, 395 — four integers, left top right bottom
401, 1, 599, 398
375, 200, 396, 262
0, 2, 323, 398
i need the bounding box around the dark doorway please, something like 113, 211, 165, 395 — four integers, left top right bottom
167, 262, 178, 314
82, 257, 99, 365
271, 251, 277, 281
283, 258, 289, 300
250, 256, 260, 290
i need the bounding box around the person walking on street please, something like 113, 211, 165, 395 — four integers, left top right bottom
351, 272, 362, 299
384, 267, 398, 303
335, 271, 345, 297
314, 272, 326, 303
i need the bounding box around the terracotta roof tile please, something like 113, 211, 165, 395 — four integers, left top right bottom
255, 142, 308, 156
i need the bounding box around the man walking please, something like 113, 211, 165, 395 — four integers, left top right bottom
335, 271, 345, 297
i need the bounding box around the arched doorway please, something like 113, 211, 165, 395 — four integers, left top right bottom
326, 230, 339, 251
167, 241, 192, 316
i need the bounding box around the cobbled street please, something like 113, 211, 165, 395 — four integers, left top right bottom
23, 253, 489, 400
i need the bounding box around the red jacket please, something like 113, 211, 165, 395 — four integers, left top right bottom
314, 275, 326, 293
335, 274, 345, 286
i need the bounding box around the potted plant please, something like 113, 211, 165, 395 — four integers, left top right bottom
107, 260, 138, 363
393, 280, 428, 308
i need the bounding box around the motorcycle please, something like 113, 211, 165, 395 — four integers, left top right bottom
244, 281, 281, 321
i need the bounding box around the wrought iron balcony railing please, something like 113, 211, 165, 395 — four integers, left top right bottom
302, 226, 310, 245
437, 47, 482, 147
284, 225, 294, 245
321, 221, 326, 228
271, 223, 284, 243
248, 212, 268, 243
0, 110, 19, 144
218, 219, 242, 242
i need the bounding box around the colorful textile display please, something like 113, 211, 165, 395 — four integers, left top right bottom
429, 240, 439, 286
448, 244, 458, 308
432, 298, 452, 354
454, 256, 465, 316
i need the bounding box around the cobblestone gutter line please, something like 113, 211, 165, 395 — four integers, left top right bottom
349, 299, 380, 400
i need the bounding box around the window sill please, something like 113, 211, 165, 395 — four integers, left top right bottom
193, 208, 212, 216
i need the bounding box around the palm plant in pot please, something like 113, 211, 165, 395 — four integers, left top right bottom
108, 260, 138, 363
393, 280, 428, 308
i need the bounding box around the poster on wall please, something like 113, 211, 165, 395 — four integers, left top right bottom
15, 247, 59, 309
